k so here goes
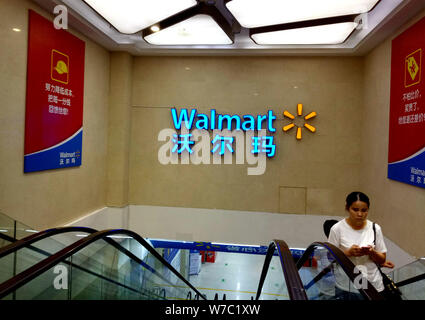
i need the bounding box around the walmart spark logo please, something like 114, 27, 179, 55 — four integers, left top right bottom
282, 104, 317, 140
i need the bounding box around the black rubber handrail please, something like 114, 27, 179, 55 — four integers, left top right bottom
256, 239, 307, 300
395, 272, 425, 288
0, 233, 16, 244
0, 229, 206, 300
303, 261, 334, 290
296, 242, 384, 301
255, 242, 276, 300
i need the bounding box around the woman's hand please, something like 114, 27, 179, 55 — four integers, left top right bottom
346, 245, 370, 257
381, 261, 395, 268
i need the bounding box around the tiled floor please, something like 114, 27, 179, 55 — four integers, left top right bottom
188, 252, 290, 300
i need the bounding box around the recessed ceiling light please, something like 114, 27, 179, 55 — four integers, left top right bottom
144, 14, 233, 45
226, 0, 380, 28
151, 25, 160, 32
12, 28, 21, 32
251, 22, 358, 45
84, 0, 197, 34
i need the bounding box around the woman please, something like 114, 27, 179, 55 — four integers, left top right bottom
327, 191, 387, 300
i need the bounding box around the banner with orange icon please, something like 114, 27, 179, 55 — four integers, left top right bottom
388, 16, 425, 188
24, 10, 85, 173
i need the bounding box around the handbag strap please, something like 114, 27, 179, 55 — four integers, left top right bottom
372, 223, 384, 272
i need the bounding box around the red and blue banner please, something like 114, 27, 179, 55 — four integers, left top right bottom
388, 16, 425, 188
24, 10, 85, 173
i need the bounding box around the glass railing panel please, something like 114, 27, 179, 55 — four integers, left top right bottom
299, 246, 336, 300
0, 250, 15, 285
154, 248, 191, 283
0, 211, 37, 242
0, 231, 93, 292
390, 258, 425, 283
137, 244, 195, 300
258, 254, 289, 300
0, 239, 12, 249
5, 232, 200, 300
14, 232, 93, 275
299, 245, 367, 300
15, 221, 36, 240
389, 258, 425, 300
14, 260, 71, 300
0, 212, 15, 246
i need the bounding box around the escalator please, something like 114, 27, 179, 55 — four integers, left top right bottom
0, 222, 423, 300
295, 242, 383, 300
0, 228, 205, 300
0, 227, 307, 300
293, 242, 425, 300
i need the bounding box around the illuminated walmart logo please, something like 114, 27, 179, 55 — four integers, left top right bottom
282, 104, 317, 140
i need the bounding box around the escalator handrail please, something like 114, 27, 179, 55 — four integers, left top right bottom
256, 239, 307, 300
296, 241, 384, 301
275, 240, 308, 300
0, 226, 98, 259
0, 229, 206, 300
0, 232, 16, 244
255, 242, 276, 300
395, 272, 425, 288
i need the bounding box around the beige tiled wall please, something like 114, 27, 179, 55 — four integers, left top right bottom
0, 0, 110, 228
129, 56, 364, 216
361, 10, 425, 258
106, 52, 133, 207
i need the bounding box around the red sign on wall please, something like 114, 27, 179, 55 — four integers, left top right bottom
24, 10, 85, 172
388, 16, 425, 188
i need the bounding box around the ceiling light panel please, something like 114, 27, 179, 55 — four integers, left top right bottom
144, 14, 233, 45
251, 22, 358, 45
226, 0, 380, 28
84, 0, 198, 34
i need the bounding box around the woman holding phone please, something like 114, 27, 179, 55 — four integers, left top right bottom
327, 191, 388, 300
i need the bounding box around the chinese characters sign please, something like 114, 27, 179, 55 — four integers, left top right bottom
24, 10, 85, 173
388, 16, 425, 188
149, 239, 307, 260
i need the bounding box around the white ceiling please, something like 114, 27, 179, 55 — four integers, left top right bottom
32, 0, 425, 56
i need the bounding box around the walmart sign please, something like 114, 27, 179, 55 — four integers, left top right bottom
170, 108, 277, 158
